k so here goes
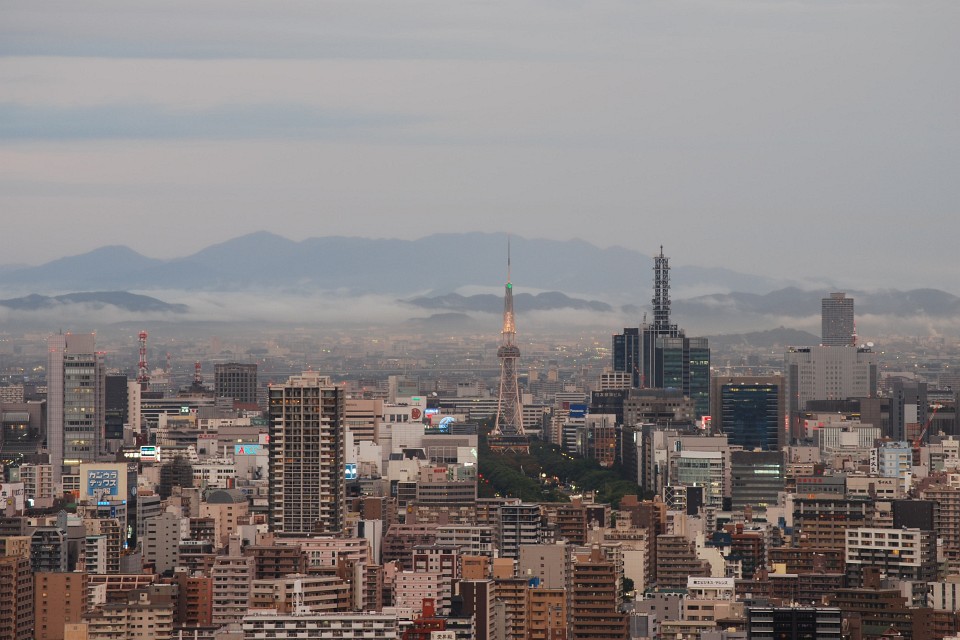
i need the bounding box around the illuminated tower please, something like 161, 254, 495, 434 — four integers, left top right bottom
490, 243, 527, 453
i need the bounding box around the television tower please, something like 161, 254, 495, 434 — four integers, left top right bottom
490, 240, 527, 453
137, 330, 150, 391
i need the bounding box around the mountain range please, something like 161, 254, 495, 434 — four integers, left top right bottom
2, 232, 960, 333
0, 231, 780, 297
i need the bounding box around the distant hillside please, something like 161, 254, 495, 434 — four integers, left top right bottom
0, 291, 188, 314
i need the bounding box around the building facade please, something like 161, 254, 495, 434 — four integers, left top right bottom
268, 373, 345, 535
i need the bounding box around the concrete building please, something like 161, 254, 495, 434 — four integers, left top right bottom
213, 363, 258, 406
241, 613, 399, 640
211, 553, 255, 626
0, 553, 33, 640
570, 547, 628, 640
783, 346, 878, 441
730, 450, 784, 511
142, 512, 181, 574
268, 373, 345, 535
747, 606, 842, 640
35, 572, 88, 640
79, 589, 174, 640
47, 333, 106, 485
498, 503, 542, 559
845, 527, 937, 587
821, 293, 854, 347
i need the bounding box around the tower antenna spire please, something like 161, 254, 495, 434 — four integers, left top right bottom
490, 237, 527, 453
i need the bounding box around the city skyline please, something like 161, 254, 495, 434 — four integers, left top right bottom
2, 1, 959, 291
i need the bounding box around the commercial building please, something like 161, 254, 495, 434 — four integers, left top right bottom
47, 333, 106, 485
821, 292, 854, 347
214, 363, 259, 406
783, 346, 878, 441
711, 376, 784, 451
730, 450, 784, 511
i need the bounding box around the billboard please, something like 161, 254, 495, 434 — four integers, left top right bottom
139, 445, 158, 462
234, 444, 264, 456
345, 463, 358, 480
80, 462, 128, 500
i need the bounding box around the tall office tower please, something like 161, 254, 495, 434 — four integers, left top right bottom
640, 247, 680, 389
268, 372, 345, 535
711, 376, 785, 451
821, 292, 855, 346
47, 333, 106, 485
214, 363, 258, 406
104, 374, 128, 442
783, 346, 878, 441
613, 249, 711, 416
490, 246, 527, 452
612, 327, 640, 387
654, 335, 711, 418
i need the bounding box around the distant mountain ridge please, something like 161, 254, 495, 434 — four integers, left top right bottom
0, 291, 187, 313
0, 231, 779, 297
3, 233, 960, 333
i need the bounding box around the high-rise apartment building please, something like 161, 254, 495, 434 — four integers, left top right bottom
570, 547, 628, 640
214, 363, 258, 406
498, 503, 542, 559
821, 292, 854, 346
0, 553, 33, 640
47, 333, 106, 485
35, 571, 88, 640
268, 372, 345, 535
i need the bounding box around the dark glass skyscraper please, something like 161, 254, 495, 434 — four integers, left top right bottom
655, 336, 710, 418
612, 327, 640, 387
610, 248, 711, 418
718, 380, 781, 451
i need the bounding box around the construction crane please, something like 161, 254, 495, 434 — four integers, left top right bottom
912, 403, 943, 464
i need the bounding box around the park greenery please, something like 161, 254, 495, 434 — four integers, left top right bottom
478, 435, 647, 508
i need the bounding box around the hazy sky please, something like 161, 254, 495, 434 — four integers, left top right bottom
2, 1, 958, 291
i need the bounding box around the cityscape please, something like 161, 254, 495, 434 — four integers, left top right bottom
2, 245, 960, 640
3, 1, 959, 640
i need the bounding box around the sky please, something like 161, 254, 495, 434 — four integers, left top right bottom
1, 0, 958, 291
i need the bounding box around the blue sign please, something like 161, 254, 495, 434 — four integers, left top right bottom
87, 470, 120, 496
345, 463, 358, 480
569, 404, 588, 419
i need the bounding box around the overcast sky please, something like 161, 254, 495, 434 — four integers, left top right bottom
1, 1, 958, 291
